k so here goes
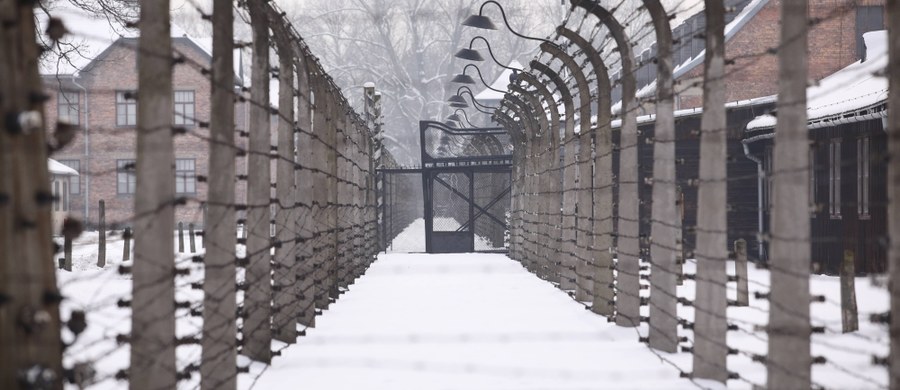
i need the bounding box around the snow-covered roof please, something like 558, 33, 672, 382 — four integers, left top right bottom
49, 159, 78, 176
475, 61, 524, 102
610, 0, 769, 114
39, 4, 206, 77
600, 95, 775, 130
746, 30, 888, 132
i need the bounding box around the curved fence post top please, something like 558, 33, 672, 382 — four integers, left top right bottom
529, 61, 573, 106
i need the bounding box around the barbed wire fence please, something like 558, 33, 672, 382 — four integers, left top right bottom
1, 0, 899, 389
1, 0, 386, 388
495, 0, 899, 388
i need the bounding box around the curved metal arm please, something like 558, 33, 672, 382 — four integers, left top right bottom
457, 86, 499, 112
457, 64, 507, 94
462, 36, 521, 72
454, 109, 476, 128
476, 1, 554, 44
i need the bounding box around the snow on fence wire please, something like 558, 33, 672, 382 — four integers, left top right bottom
1, 0, 383, 389
491, 0, 899, 388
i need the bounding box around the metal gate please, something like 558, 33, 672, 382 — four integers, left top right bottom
420, 121, 512, 253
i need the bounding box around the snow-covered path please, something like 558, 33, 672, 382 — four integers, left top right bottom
243, 253, 696, 390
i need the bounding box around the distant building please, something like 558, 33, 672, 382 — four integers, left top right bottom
41, 8, 247, 228
744, 31, 889, 274
49, 158, 79, 235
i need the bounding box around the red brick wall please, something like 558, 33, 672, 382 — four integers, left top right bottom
677, 0, 885, 109
44, 38, 235, 228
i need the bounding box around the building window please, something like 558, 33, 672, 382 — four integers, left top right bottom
58, 91, 80, 125
857, 137, 870, 218
116, 91, 137, 126
57, 160, 80, 194
175, 159, 196, 194
117, 159, 136, 194
174, 91, 195, 126
829, 140, 842, 219
856, 6, 885, 59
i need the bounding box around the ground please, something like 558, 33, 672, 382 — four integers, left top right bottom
57, 222, 890, 389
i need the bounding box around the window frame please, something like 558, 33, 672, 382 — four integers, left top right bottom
829, 139, 842, 219
116, 159, 137, 195
857, 137, 870, 219
175, 158, 196, 195
57, 91, 80, 125
173, 90, 196, 127
116, 91, 138, 127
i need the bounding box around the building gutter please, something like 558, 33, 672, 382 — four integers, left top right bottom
742, 139, 765, 260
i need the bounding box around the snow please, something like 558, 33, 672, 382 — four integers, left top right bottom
50, 158, 79, 176
385, 218, 496, 253
474, 61, 524, 102
242, 253, 698, 390
747, 30, 889, 131
58, 226, 889, 389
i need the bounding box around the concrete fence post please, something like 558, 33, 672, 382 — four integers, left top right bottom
131, 0, 177, 386
767, 0, 812, 387
199, 0, 238, 387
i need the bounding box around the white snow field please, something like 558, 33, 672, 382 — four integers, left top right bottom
240, 253, 698, 390
57, 225, 889, 389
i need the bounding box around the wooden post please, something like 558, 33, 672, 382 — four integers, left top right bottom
188, 223, 196, 253
692, 0, 729, 381
767, 0, 811, 387
243, 0, 273, 364
0, 2, 64, 386
64, 232, 73, 272
98, 200, 106, 267
735, 239, 749, 307
178, 221, 184, 253
311, 79, 330, 311
131, 0, 177, 387
840, 250, 858, 333
200, 0, 238, 387
887, 0, 900, 387
122, 227, 131, 261
272, 24, 298, 343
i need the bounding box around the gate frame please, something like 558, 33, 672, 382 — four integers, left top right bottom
419, 121, 513, 254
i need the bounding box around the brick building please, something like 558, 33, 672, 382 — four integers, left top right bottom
620, 0, 888, 260
43, 31, 243, 228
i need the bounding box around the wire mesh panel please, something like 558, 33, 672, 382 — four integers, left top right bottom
379, 170, 424, 253
473, 171, 511, 251
432, 172, 471, 232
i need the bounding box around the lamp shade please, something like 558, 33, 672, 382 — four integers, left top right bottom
450, 102, 469, 108
454, 48, 484, 61
447, 114, 462, 122
447, 95, 467, 104
444, 120, 459, 128
451, 73, 477, 84
462, 14, 497, 30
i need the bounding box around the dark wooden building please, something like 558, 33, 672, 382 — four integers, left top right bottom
743, 31, 888, 274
